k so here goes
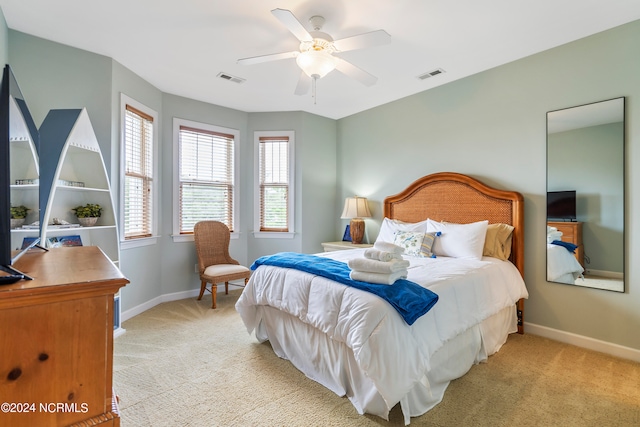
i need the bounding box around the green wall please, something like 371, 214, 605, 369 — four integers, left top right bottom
0, 8, 7, 65
337, 20, 640, 351
110, 60, 164, 311
246, 111, 337, 262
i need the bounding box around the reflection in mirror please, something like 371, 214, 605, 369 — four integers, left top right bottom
546, 97, 624, 292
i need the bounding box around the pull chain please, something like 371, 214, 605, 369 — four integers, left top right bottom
312, 76, 317, 105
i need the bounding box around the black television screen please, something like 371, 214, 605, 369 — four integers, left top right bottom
0, 65, 40, 280
547, 190, 577, 221
0, 66, 12, 273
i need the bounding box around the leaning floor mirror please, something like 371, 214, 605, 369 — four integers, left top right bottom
546, 97, 625, 292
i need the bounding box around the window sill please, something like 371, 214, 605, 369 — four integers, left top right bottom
172, 232, 240, 243
121, 236, 159, 250
252, 231, 295, 239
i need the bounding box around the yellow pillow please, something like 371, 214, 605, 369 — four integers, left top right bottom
483, 223, 514, 261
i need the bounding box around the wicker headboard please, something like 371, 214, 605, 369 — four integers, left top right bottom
384, 172, 525, 332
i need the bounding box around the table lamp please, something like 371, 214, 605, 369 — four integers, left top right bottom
341, 196, 372, 244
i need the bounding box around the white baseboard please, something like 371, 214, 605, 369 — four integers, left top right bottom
525, 322, 640, 363
119, 282, 246, 325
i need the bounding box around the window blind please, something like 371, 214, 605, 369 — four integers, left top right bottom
259, 136, 289, 232
179, 126, 234, 233
124, 105, 153, 239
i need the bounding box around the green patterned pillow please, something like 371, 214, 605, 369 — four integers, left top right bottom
393, 231, 425, 257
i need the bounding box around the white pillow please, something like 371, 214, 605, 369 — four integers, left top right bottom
375, 217, 428, 244
426, 219, 489, 260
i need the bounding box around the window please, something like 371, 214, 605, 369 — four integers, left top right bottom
173, 118, 239, 239
254, 131, 295, 237
120, 95, 158, 248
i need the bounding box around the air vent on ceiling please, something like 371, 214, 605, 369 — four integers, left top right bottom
417, 68, 445, 80
217, 72, 245, 84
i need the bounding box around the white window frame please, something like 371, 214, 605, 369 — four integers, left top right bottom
119, 94, 159, 250
253, 130, 295, 238
172, 117, 240, 242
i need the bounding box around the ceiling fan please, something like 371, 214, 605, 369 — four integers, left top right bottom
237, 8, 391, 97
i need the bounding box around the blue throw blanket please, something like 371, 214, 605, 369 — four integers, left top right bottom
551, 240, 578, 253
250, 252, 439, 325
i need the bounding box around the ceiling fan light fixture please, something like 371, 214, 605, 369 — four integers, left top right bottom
296, 49, 337, 79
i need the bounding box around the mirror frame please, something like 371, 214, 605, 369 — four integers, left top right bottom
546, 97, 625, 292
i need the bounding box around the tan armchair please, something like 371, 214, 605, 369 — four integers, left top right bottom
194, 221, 250, 308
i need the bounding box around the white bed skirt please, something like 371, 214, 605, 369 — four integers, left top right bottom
254, 304, 517, 425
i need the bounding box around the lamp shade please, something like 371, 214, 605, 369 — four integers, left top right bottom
341, 197, 372, 219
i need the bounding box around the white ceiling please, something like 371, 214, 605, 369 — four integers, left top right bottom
2, 0, 640, 120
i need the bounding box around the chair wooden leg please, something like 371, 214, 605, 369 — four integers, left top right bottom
212, 283, 217, 309
197, 280, 206, 300
225, 282, 229, 295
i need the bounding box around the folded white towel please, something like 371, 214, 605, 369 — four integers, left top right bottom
373, 241, 405, 254
349, 270, 408, 285
547, 230, 563, 243
364, 248, 402, 262
348, 257, 410, 274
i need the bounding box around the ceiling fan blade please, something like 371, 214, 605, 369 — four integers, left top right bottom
294, 71, 311, 95
334, 57, 378, 86
333, 30, 391, 52
271, 8, 313, 42
237, 51, 298, 65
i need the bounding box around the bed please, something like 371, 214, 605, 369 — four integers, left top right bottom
236, 172, 528, 425
546, 226, 584, 284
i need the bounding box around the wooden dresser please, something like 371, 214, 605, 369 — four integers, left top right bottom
0, 246, 128, 427
548, 221, 584, 267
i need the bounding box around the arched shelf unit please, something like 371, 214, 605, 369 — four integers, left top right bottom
39, 108, 122, 333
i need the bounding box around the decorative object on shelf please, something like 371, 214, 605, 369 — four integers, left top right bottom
78, 217, 98, 227
21, 235, 81, 249
342, 224, 352, 242
51, 217, 72, 225
15, 178, 39, 185
72, 203, 102, 227
57, 179, 85, 187
10, 205, 30, 228
341, 196, 372, 245
47, 235, 83, 247
20, 237, 38, 249
10, 218, 24, 229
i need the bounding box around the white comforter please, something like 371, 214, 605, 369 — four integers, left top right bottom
547, 243, 584, 284
236, 249, 528, 421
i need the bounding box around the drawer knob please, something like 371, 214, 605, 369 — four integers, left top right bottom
7, 367, 22, 381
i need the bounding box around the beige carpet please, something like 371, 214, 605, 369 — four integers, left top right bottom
113, 291, 640, 427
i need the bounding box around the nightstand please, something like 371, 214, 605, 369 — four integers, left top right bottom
321, 241, 373, 252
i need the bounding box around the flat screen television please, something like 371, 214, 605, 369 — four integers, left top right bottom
547, 190, 577, 222
0, 65, 41, 281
